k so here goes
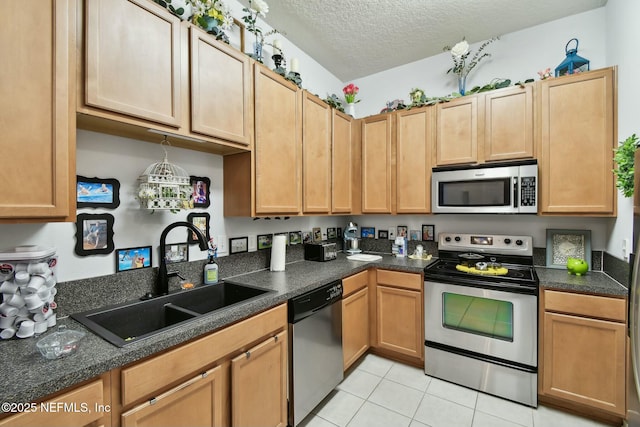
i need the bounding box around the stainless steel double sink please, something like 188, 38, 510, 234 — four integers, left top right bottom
71, 282, 271, 347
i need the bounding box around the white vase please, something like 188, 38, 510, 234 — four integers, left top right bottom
346, 103, 356, 117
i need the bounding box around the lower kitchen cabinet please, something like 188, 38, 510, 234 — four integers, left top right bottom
540, 289, 626, 418
342, 270, 370, 370
121, 366, 223, 427
0, 374, 110, 427
374, 270, 423, 362
231, 331, 287, 427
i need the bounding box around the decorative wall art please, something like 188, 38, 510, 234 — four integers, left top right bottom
422, 225, 435, 242
190, 176, 211, 208
74, 213, 115, 256
257, 234, 273, 250
361, 227, 375, 238
327, 228, 337, 239
77, 176, 120, 209
302, 231, 312, 244
546, 229, 592, 269
409, 230, 421, 241
289, 231, 302, 245
186, 212, 211, 243
165, 242, 189, 264
312, 227, 322, 242
116, 246, 152, 272
378, 229, 389, 239
397, 225, 408, 238
229, 237, 248, 254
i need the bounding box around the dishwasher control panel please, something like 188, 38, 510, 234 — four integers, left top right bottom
288, 280, 343, 323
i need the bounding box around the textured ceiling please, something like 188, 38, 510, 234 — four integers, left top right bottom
241, 0, 607, 81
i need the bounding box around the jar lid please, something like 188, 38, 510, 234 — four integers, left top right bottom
0, 245, 56, 261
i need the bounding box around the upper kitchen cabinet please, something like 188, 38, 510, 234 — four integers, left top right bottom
361, 114, 393, 213
302, 92, 332, 214
395, 107, 434, 213
84, 0, 181, 126
539, 67, 616, 215
190, 26, 252, 145
435, 96, 479, 166
78, 0, 251, 154
332, 110, 355, 214
0, 0, 76, 221
484, 85, 534, 162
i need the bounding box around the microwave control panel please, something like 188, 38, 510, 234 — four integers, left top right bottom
520, 176, 536, 206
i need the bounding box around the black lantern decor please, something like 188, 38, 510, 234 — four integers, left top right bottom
555, 38, 590, 77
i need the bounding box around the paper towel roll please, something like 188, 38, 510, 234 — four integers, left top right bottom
270, 235, 287, 271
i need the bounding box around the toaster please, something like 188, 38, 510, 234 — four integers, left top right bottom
304, 242, 337, 262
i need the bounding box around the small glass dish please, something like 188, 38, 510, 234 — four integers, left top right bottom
36, 325, 86, 360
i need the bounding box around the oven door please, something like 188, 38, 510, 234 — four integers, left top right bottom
425, 280, 537, 367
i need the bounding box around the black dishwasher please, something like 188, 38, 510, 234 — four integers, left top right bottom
288, 280, 343, 427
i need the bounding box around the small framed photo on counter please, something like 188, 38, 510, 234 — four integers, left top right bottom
361, 227, 375, 238
327, 227, 337, 239
409, 230, 421, 241
116, 246, 152, 272
258, 234, 273, 250
378, 229, 389, 239
397, 225, 408, 238
422, 224, 435, 242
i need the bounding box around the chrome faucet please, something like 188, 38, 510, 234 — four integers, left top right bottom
156, 221, 208, 297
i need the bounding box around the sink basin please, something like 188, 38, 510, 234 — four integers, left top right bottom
71, 282, 271, 347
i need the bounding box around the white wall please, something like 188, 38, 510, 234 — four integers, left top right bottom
605, 0, 640, 257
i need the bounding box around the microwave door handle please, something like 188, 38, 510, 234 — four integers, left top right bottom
513, 177, 518, 209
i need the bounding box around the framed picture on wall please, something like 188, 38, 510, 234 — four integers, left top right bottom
190, 176, 211, 208
116, 246, 152, 272
397, 225, 408, 238
187, 212, 211, 243
289, 231, 302, 245
76, 176, 120, 209
165, 242, 189, 264
74, 213, 115, 256
229, 237, 248, 254
546, 229, 592, 269
258, 234, 273, 250
378, 229, 388, 239
422, 224, 435, 242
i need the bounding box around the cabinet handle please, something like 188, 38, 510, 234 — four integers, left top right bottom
201, 371, 208, 378
150, 397, 157, 405
245, 351, 251, 359
274, 335, 278, 342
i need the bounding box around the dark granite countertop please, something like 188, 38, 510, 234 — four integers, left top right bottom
2, 253, 627, 408
536, 267, 628, 297
0, 254, 434, 407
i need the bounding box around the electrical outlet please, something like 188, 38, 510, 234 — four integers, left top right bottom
388, 228, 396, 240
248, 235, 257, 251
217, 235, 228, 254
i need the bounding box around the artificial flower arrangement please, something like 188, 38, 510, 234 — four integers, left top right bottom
152, 0, 233, 43
444, 36, 498, 94
538, 68, 553, 80
343, 83, 360, 104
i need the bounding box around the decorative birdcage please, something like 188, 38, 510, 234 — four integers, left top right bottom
137, 137, 193, 211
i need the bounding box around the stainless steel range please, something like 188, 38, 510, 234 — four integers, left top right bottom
424, 233, 539, 407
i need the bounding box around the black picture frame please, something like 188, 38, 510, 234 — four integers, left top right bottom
257, 234, 273, 250
289, 231, 302, 245
190, 176, 211, 208
397, 225, 408, 238
229, 237, 249, 254
422, 224, 435, 242
361, 227, 375, 238
378, 229, 389, 239
165, 242, 189, 264
187, 212, 211, 243
336, 227, 342, 238
74, 213, 115, 256
76, 176, 120, 209
327, 227, 337, 239
116, 246, 152, 272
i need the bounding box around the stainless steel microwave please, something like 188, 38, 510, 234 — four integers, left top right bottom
431, 160, 538, 214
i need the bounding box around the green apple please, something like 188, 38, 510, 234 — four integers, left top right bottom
566, 257, 588, 276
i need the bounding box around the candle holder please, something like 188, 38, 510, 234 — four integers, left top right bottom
272, 54, 286, 77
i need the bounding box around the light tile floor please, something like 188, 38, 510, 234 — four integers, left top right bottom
300, 354, 614, 427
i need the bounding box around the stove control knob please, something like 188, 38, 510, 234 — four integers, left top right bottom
445, 236, 451, 242
454, 236, 461, 242
504, 238, 512, 245
516, 239, 523, 246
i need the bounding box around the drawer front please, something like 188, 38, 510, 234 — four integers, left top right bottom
377, 269, 422, 291
544, 290, 626, 322
343, 270, 368, 297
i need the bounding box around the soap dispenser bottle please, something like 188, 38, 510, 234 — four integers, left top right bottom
203, 249, 219, 284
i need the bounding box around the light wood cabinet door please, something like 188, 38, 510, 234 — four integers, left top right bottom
542, 312, 625, 416
539, 68, 616, 215
435, 96, 479, 165
190, 27, 251, 145
254, 66, 302, 215
376, 285, 422, 359
362, 114, 393, 213
0, 378, 107, 427
484, 85, 534, 162
0, 0, 75, 220
121, 366, 223, 427
231, 331, 287, 427
302, 92, 332, 214
85, 0, 181, 127
343, 287, 370, 370
395, 107, 433, 213
332, 110, 354, 213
